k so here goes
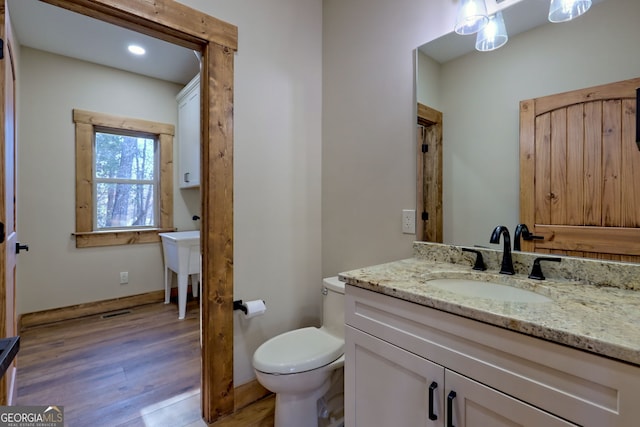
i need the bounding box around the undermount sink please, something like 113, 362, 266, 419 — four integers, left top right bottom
427, 278, 551, 303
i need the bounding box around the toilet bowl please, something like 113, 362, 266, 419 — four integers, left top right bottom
253, 276, 345, 427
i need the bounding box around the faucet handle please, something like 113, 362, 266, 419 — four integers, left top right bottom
461, 248, 486, 271
528, 257, 561, 280
522, 231, 544, 241
514, 223, 544, 251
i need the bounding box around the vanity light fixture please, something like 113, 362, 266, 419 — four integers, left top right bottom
454, 0, 489, 35
127, 44, 146, 55
548, 0, 592, 23
455, 0, 593, 52
475, 11, 508, 52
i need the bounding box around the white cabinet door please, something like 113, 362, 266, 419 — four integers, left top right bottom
346, 326, 578, 427
445, 370, 577, 427
346, 326, 445, 427
177, 75, 200, 188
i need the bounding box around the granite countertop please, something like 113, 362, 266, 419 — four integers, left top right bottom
339, 243, 640, 366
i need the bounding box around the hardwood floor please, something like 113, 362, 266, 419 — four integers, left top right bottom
17, 299, 204, 426
16, 299, 275, 427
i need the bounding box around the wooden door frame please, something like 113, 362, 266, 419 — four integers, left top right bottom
417, 102, 443, 243
0, 0, 18, 404
20, 1, 236, 422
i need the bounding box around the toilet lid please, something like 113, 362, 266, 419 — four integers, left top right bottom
253, 327, 344, 374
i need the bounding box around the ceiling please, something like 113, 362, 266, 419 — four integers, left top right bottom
7, 0, 201, 85
9, 0, 606, 81
421, 0, 607, 63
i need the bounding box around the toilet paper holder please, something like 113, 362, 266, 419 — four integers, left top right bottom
233, 299, 265, 315
233, 299, 247, 314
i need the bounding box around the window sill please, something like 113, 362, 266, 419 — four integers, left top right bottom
72, 228, 177, 248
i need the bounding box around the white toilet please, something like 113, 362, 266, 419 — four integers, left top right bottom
253, 276, 345, 427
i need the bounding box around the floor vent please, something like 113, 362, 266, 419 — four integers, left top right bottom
101, 309, 132, 319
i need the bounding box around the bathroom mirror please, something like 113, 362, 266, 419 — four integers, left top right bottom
416, 0, 640, 252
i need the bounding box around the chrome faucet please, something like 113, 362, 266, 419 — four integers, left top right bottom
490, 225, 515, 275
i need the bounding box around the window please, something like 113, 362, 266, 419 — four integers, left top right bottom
73, 109, 175, 248
94, 129, 157, 229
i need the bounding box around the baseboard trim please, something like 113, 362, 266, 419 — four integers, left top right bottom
19, 290, 166, 331
213, 395, 275, 426
234, 379, 271, 411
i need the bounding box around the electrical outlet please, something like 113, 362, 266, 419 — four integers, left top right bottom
402, 209, 416, 234
120, 271, 129, 284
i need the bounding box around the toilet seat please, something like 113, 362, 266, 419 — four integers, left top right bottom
253, 327, 344, 374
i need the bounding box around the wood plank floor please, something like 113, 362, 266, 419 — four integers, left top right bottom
16, 299, 274, 427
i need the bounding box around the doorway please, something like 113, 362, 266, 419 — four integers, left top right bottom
1, 0, 236, 422
416, 102, 443, 243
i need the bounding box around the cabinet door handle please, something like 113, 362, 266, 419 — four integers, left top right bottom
447, 390, 457, 427
184, 172, 190, 183
428, 381, 438, 420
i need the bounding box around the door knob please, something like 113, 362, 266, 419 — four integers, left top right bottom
15, 243, 29, 254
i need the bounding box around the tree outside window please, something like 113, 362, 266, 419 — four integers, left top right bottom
94, 131, 157, 229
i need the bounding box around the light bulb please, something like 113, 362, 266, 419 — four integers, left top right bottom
476, 12, 508, 52
549, 0, 592, 23
454, 0, 489, 35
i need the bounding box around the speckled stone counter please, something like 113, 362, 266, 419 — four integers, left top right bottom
339, 242, 640, 366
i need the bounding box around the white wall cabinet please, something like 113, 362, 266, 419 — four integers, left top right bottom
176, 74, 200, 188
345, 285, 640, 427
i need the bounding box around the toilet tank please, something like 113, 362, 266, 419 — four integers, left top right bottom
321, 276, 345, 339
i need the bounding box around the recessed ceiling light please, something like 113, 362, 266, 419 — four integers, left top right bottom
128, 44, 146, 55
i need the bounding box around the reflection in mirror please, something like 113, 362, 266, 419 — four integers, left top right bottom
415, 0, 639, 252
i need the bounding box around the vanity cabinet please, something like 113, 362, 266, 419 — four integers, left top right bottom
345, 285, 640, 426
176, 74, 200, 188
347, 327, 575, 426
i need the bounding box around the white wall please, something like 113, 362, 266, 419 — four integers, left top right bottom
177, 0, 323, 385
16, 47, 199, 315
418, 0, 640, 248
322, 0, 456, 276
416, 51, 442, 111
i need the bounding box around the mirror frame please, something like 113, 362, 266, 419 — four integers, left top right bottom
34, 0, 237, 422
